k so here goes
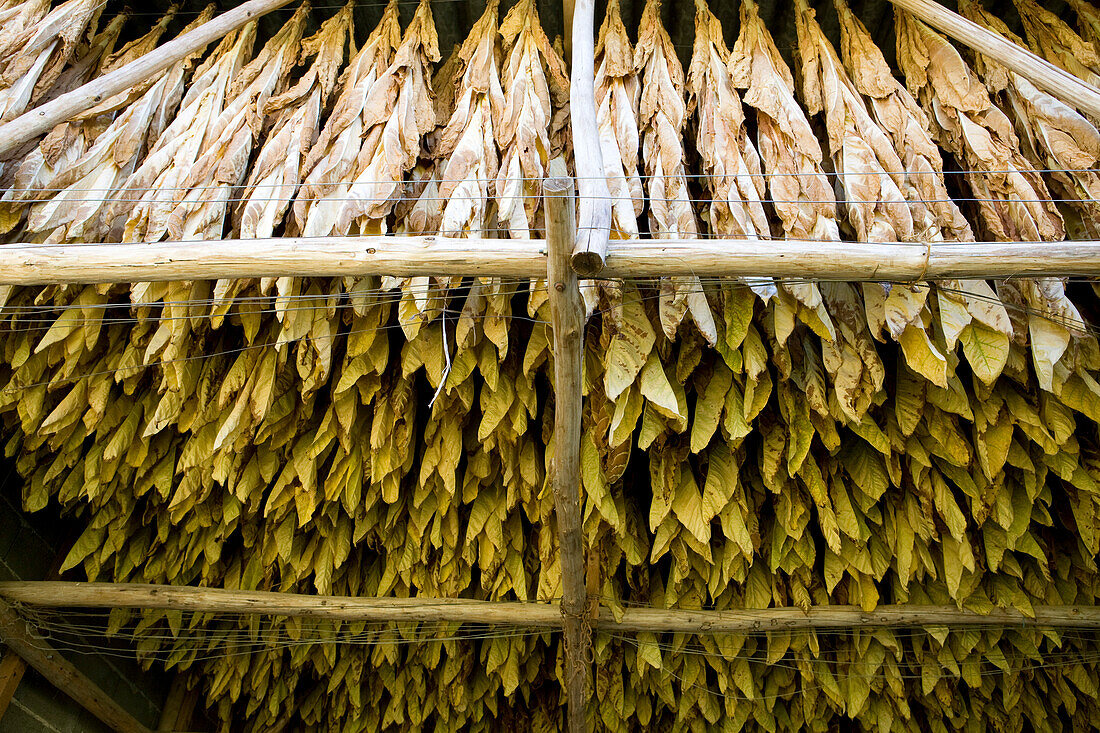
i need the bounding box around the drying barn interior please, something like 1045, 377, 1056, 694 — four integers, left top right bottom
3, 0, 1100, 730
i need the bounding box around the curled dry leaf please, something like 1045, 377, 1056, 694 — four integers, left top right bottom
687, 0, 775, 303
836, 0, 1011, 386
238, 3, 354, 241
636, 0, 716, 346
730, 0, 836, 344
16, 7, 212, 246
1067, 0, 1100, 56
962, 0, 1100, 239
596, 0, 642, 241
109, 24, 258, 243
436, 0, 503, 239
0, 0, 100, 122
334, 0, 440, 236
0, 8, 131, 235
294, 0, 402, 237
1014, 0, 1100, 88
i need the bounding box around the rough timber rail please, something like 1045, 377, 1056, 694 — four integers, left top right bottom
3, 236, 1100, 285
4, 582, 1100, 632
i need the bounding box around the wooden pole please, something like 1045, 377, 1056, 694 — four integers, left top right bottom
0, 598, 153, 733
0, 0, 296, 161
563, 0, 576, 60
0, 648, 25, 721
887, 0, 1100, 119
568, 0, 613, 277
155, 676, 188, 732
544, 177, 589, 733
5, 583, 1100, 632
5, 237, 1100, 285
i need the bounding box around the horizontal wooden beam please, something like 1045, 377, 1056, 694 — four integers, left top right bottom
888, 0, 1100, 118
0, 0, 295, 160
3, 582, 1100, 632
1, 237, 1099, 285
0, 597, 152, 733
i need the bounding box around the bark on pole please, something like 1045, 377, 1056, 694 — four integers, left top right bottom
0, 649, 26, 721
544, 177, 589, 733
0, 0, 296, 160
5, 238, 1100, 284
568, 0, 613, 276
0, 598, 152, 733
887, 0, 1100, 118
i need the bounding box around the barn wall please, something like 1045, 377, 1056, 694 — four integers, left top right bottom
0, 475, 169, 733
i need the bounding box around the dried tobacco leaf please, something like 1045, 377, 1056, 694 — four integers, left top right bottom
730, 0, 837, 343
687, 0, 775, 302
636, 0, 716, 346
294, 0, 403, 237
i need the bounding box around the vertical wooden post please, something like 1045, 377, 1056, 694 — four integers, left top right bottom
544, 176, 589, 733
0, 648, 25, 721
568, 0, 613, 277
0, 598, 153, 733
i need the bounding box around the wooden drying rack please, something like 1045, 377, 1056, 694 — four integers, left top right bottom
2, 0, 1100, 731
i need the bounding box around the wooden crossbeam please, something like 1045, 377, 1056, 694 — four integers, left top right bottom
5, 582, 1100, 631
0, 597, 152, 733
3, 237, 1100, 285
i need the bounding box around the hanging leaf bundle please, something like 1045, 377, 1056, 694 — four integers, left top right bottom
293, 0, 402, 237
237, 3, 354, 240
687, 0, 775, 302
10, 6, 210, 245
1, 2, 1100, 732
635, 0, 716, 345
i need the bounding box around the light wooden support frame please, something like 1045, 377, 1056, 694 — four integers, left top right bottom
545, 178, 590, 733
0, 649, 25, 722
0, 0, 296, 160
5, 582, 1100, 632
155, 676, 188, 732
888, 0, 1100, 118
568, 0, 613, 276
4, 237, 1100, 285
0, 597, 152, 733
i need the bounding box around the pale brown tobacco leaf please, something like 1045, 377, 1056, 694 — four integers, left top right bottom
495, 0, 568, 240
238, 4, 355, 240
895, 11, 1089, 393
730, 0, 837, 344
834, 0, 1010, 384
335, 0, 440, 235
0, 0, 100, 122
111, 25, 257, 243
16, 7, 212, 245
1067, 0, 1100, 56
294, 0, 403, 237
0, 9, 131, 235
688, 0, 775, 302
962, 0, 1100, 239
166, 6, 308, 242
894, 11, 1063, 244
437, 0, 504, 239
1014, 0, 1100, 87
636, 0, 716, 346
590, 0, 640, 319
